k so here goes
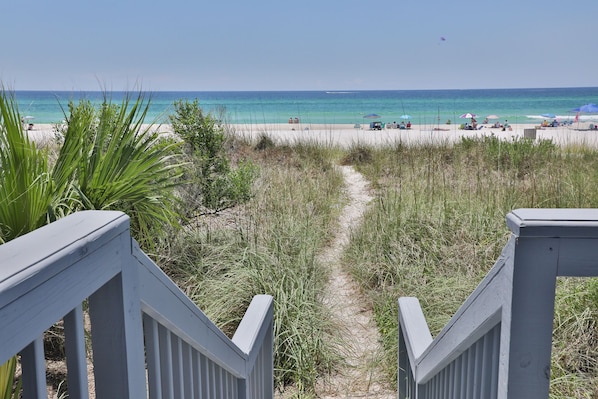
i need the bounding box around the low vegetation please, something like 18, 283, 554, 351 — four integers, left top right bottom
343, 135, 598, 398
162, 140, 347, 394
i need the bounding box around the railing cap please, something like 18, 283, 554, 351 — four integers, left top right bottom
507, 208, 598, 237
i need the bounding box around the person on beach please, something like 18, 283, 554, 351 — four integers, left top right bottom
289, 117, 293, 124
294, 117, 299, 124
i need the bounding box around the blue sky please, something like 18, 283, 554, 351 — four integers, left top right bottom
2, 0, 596, 91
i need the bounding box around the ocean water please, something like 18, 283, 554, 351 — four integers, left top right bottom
12, 87, 598, 125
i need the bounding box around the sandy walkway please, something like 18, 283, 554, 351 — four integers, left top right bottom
315, 166, 394, 399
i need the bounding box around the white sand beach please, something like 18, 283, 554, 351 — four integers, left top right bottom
27, 121, 598, 148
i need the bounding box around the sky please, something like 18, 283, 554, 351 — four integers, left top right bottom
2, 0, 597, 92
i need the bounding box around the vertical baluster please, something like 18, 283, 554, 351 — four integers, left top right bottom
181, 341, 193, 398
63, 304, 89, 399
480, 331, 492, 397
158, 324, 174, 397
200, 353, 209, 398
171, 336, 183, 398
21, 336, 46, 398
490, 324, 500, 399
143, 315, 162, 399
192, 351, 201, 399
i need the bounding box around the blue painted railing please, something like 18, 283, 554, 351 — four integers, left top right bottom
399, 208, 598, 399
0, 210, 273, 398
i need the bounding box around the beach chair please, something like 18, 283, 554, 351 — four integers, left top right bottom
371, 122, 382, 130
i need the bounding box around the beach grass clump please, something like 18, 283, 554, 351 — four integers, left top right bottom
343, 136, 598, 396
167, 141, 346, 395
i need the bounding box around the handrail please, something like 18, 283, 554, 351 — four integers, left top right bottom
133, 243, 249, 376
0, 210, 274, 398
399, 208, 598, 399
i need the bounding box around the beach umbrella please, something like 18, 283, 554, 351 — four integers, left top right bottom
459, 113, 477, 119
400, 114, 411, 119
572, 103, 598, 113
486, 114, 499, 119
363, 113, 381, 119
541, 113, 556, 119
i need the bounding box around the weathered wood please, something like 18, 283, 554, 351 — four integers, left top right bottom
0, 211, 128, 364
21, 337, 46, 399
0, 210, 128, 308
88, 233, 146, 399
0, 210, 274, 398
399, 208, 598, 399
63, 305, 89, 399
233, 295, 274, 399
134, 242, 248, 377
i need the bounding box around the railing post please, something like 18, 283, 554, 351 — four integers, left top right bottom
503, 208, 598, 399
503, 235, 558, 399
88, 233, 146, 399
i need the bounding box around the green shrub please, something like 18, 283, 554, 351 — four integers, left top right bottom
169, 99, 256, 215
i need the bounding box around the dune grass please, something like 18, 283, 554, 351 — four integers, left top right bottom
165, 132, 598, 397
342, 135, 598, 397
165, 138, 348, 396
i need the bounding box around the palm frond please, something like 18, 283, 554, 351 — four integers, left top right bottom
62, 91, 184, 244
0, 88, 53, 242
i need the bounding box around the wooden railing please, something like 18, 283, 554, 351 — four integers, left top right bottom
0, 210, 273, 399
398, 208, 598, 399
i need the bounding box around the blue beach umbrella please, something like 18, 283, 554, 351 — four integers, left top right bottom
400, 114, 411, 119
572, 103, 598, 113
541, 113, 556, 119
363, 113, 381, 119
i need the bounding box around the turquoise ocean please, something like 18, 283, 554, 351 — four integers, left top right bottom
13, 87, 598, 125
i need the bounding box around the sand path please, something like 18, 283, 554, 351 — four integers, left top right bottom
315, 166, 395, 399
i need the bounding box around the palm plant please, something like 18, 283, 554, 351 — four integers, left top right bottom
0, 88, 184, 396
56, 92, 183, 247
0, 89, 56, 242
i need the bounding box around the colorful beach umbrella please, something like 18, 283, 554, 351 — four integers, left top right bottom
459, 113, 477, 119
